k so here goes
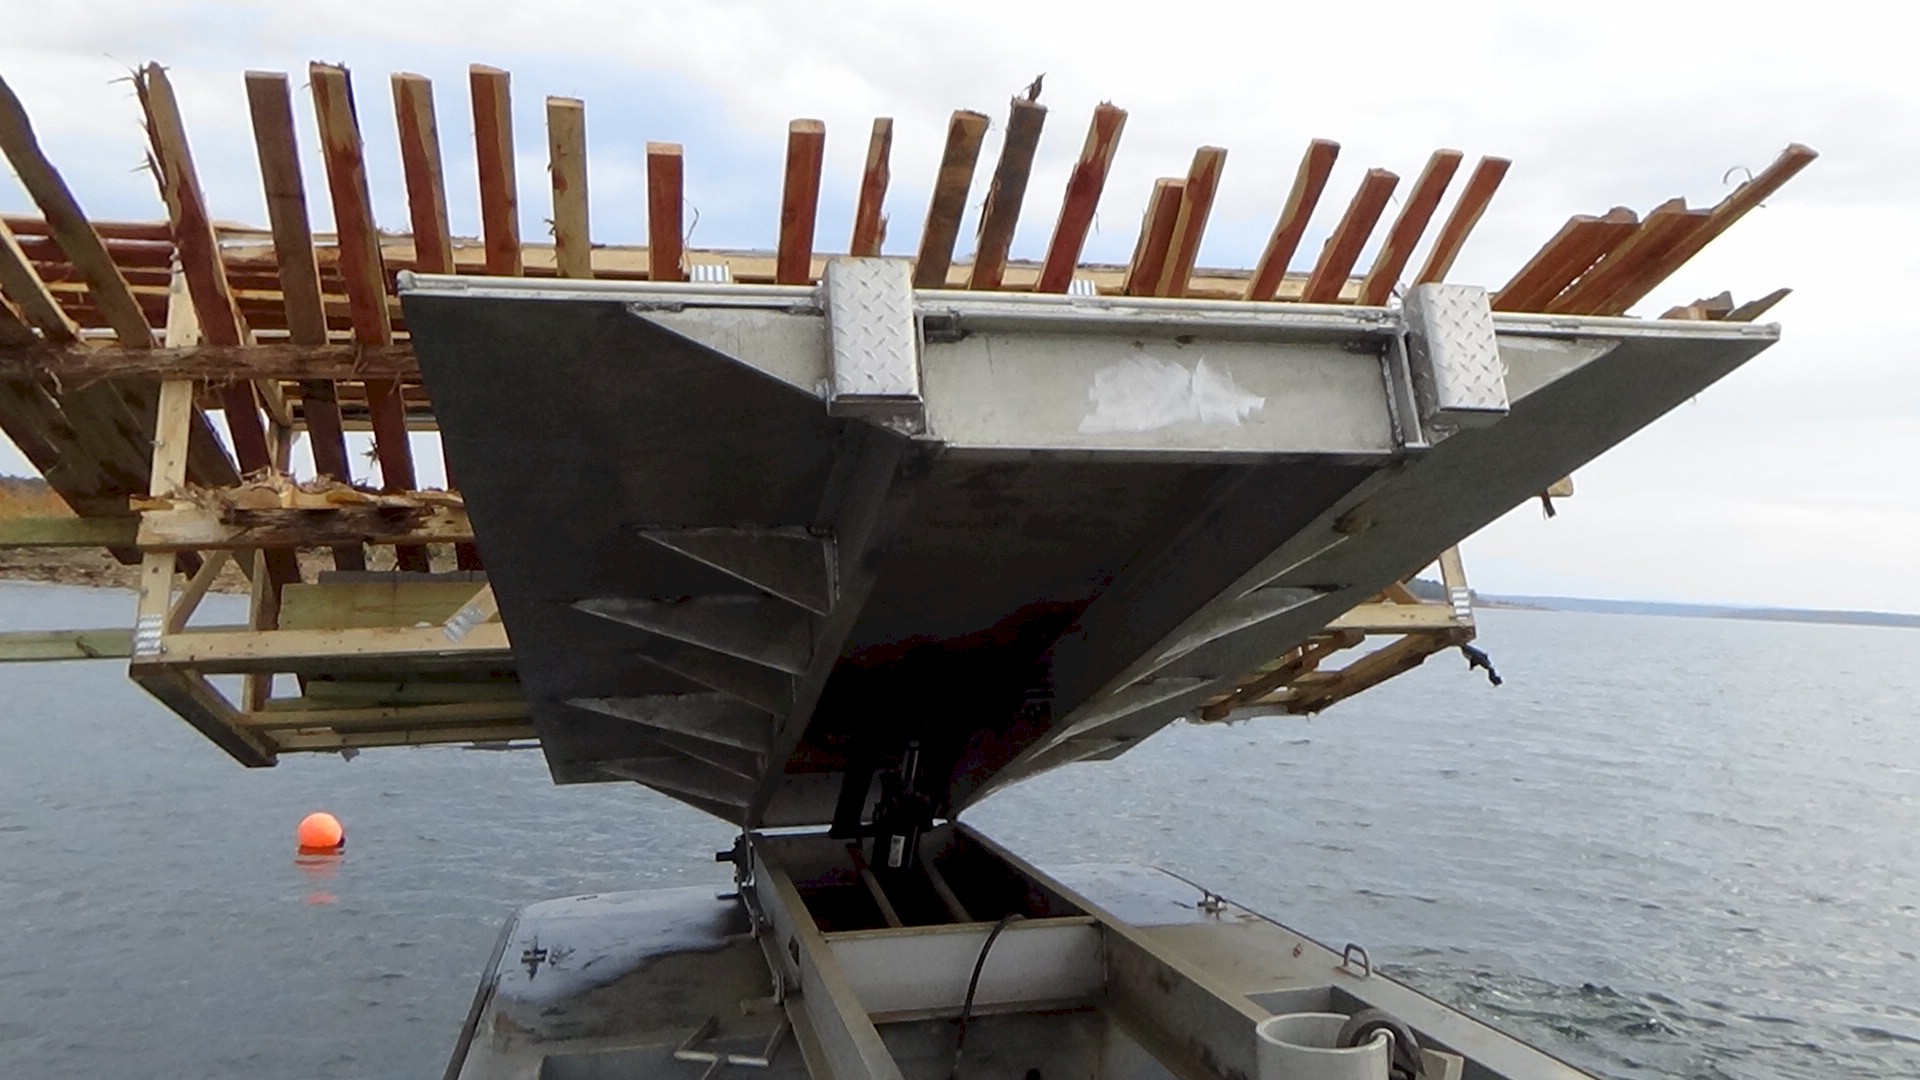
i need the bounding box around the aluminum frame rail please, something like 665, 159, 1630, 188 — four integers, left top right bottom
399, 264, 1778, 824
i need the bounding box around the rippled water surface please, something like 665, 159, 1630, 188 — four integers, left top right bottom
2, 583, 1915, 1079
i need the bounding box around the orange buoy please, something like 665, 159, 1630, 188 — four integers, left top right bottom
297, 811, 345, 854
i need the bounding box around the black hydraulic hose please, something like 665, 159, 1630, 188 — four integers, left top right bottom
951, 913, 1022, 1079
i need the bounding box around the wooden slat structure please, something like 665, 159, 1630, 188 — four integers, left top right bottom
0, 58, 1813, 762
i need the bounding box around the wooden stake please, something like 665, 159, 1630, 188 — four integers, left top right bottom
914, 110, 990, 288
777, 120, 826, 285
1357, 149, 1463, 305
647, 141, 685, 282
849, 119, 893, 257
1414, 155, 1510, 285
391, 73, 456, 275
1155, 146, 1227, 298
1301, 168, 1398, 303
969, 98, 1048, 290
1123, 179, 1183, 297
470, 65, 522, 277
546, 97, 591, 279
1245, 139, 1340, 302
1037, 103, 1127, 293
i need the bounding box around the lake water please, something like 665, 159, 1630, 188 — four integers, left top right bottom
1, 582, 1915, 1080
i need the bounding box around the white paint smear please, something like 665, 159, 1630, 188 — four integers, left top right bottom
1078, 356, 1266, 434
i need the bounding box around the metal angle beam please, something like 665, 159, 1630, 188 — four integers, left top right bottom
748, 426, 923, 825
634, 526, 836, 616
1137, 584, 1327, 674
575, 595, 813, 674
630, 641, 795, 716
567, 693, 773, 753
592, 755, 752, 808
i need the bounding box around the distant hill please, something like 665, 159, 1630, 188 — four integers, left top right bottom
0, 475, 67, 518
1484, 594, 1920, 630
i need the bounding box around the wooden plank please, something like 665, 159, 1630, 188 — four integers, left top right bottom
1725, 287, 1791, 322
156, 622, 511, 673
849, 119, 893, 257
1154, 146, 1227, 298
389, 72, 475, 571
647, 142, 685, 282
135, 64, 274, 473
546, 97, 591, 279
1357, 149, 1463, 305
269, 722, 536, 752
131, 666, 277, 766
1547, 199, 1706, 315
166, 548, 234, 633
0, 628, 134, 662
1414, 155, 1510, 285
1036, 103, 1127, 293
0, 214, 80, 340
241, 700, 529, 733
968, 98, 1048, 290
390, 73, 456, 275
470, 65, 522, 277
777, 120, 826, 285
0, 515, 137, 547
1122, 179, 1183, 297
0, 293, 34, 347
310, 63, 429, 573
1300, 168, 1398, 304
0, 342, 417, 381
1489, 209, 1638, 312
136, 501, 473, 551
1602, 143, 1817, 315
1244, 139, 1339, 302
280, 580, 482, 630
247, 71, 364, 569
0, 72, 153, 347
914, 110, 990, 288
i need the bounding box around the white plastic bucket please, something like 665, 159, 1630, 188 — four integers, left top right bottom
1254, 1011, 1389, 1080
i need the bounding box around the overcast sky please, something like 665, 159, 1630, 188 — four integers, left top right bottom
0, 1, 1913, 611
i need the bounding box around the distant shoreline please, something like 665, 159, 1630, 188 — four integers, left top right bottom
1480, 595, 1920, 630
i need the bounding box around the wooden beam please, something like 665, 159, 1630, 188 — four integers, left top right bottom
1415, 155, 1510, 285
0, 293, 35, 347
136, 501, 473, 551
1601, 143, 1817, 314
0, 628, 134, 662
240, 700, 528, 733
1245, 139, 1339, 302
0, 214, 80, 340
0, 72, 153, 347
135, 64, 274, 473
1357, 149, 1463, 305
155, 622, 511, 673
391, 73, 456, 276
0, 342, 417, 382
777, 120, 826, 285
310, 63, 429, 573
470, 65, 522, 277
131, 666, 277, 766
1199, 630, 1364, 721
1036, 103, 1127, 294
647, 141, 685, 282
1301, 168, 1398, 304
546, 97, 591, 279
914, 110, 990, 288
388, 71, 474, 571
247, 71, 363, 570
1155, 146, 1227, 298
1548, 198, 1707, 315
1490, 209, 1638, 312
969, 98, 1048, 290
166, 548, 233, 633
1122, 179, 1183, 297
0, 515, 138, 547
1725, 287, 1791, 322
849, 118, 893, 257
269, 722, 537, 752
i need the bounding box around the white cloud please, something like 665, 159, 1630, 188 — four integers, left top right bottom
0, 0, 1913, 610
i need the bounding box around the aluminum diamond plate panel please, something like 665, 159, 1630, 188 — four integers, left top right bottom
1404, 283, 1508, 430
825, 257, 921, 424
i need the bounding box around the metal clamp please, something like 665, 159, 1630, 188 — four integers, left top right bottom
674, 1015, 791, 1078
